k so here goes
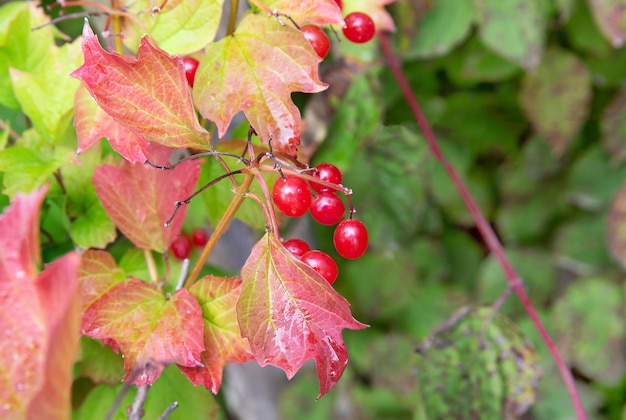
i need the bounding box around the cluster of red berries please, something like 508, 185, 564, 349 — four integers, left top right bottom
301, 1, 376, 59
170, 228, 209, 260
274, 163, 368, 284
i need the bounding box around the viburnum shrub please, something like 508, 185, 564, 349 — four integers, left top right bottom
0, 0, 391, 416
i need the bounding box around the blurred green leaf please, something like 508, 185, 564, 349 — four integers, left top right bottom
586, 0, 626, 47
556, 214, 613, 269
406, 0, 474, 59
474, 0, 545, 69
77, 336, 125, 385
565, 0, 612, 56
551, 277, 625, 384
519, 48, 592, 156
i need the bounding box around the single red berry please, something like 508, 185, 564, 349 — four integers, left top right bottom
342, 12, 376, 44
170, 234, 192, 260
301, 250, 338, 284
272, 176, 312, 217
191, 228, 209, 247
310, 192, 345, 225
334, 0, 343, 10
182, 57, 199, 87
283, 238, 311, 257
333, 219, 368, 259
310, 162, 342, 193
302, 25, 331, 59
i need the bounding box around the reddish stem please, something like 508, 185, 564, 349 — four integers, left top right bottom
378, 33, 586, 419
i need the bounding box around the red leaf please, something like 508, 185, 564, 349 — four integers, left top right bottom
262, 0, 344, 26
74, 85, 150, 163
78, 249, 126, 313
0, 187, 81, 419
82, 279, 205, 385
92, 155, 201, 251
237, 234, 367, 397
194, 14, 327, 156
70, 22, 211, 150
179, 275, 254, 394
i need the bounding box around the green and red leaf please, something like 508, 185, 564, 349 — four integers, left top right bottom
260, 0, 344, 26
81, 279, 205, 385
179, 275, 254, 394
78, 249, 126, 313
92, 150, 201, 252
193, 13, 327, 156
70, 22, 211, 150
0, 187, 81, 419
74, 85, 150, 164
237, 233, 367, 397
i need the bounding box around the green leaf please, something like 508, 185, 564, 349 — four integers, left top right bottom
0, 2, 54, 109
69, 194, 117, 250
406, 0, 474, 59
556, 214, 613, 269
10, 38, 82, 142
77, 336, 125, 385
474, 0, 545, 69
445, 35, 521, 84
311, 73, 383, 170
0, 143, 74, 199
586, 0, 626, 47
519, 48, 592, 156
564, 0, 612, 56
415, 306, 541, 419
74, 365, 219, 420
551, 277, 625, 384
601, 89, 626, 162
121, 0, 225, 55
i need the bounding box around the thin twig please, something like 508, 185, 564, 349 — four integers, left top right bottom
226, 0, 239, 36
157, 402, 179, 420
127, 385, 150, 420
378, 32, 586, 420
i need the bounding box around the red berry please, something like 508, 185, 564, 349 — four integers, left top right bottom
311, 162, 342, 193
310, 192, 345, 225
192, 228, 209, 247
333, 219, 368, 259
301, 250, 338, 284
343, 12, 376, 44
334, 0, 343, 10
302, 25, 331, 59
170, 234, 192, 260
283, 238, 311, 257
182, 57, 199, 87
272, 176, 312, 217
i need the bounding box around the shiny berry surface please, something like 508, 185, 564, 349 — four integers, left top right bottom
170, 234, 192, 260
310, 162, 342, 193
283, 238, 311, 257
272, 176, 312, 217
192, 228, 209, 247
342, 12, 376, 44
333, 219, 368, 259
301, 250, 338, 284
302, 25, 331, 59
182, 57, 200, 87
310, 192, 345, 225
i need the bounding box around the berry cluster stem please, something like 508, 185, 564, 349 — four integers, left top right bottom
184, 172, 255, 288
378, 33, 586, 419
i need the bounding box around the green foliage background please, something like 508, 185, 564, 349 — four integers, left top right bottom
1, 0, 626, 418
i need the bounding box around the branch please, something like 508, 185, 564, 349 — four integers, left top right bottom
378, 33, 587, 420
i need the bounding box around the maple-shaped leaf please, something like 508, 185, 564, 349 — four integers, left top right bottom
74, 85, 150, 164
237, 233, 367, 397
179, 275, 254, 393
92, 152, 201, 251
70, 22, 211, 150
343, 0, 396, 32
193, 13, 327, 156
82, 278, 205, 385
0, 187, 81, 419
78, 249, 126, 313
259, 0, 344, 26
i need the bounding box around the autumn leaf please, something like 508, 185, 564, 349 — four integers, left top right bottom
193, 13, 327, 156
179, 275, 253, 394
343, 0, 396, 32
259, 0, 344, 26
74, 85, 150, 164
92, 152, 201, 251
70, 22, 211, 150
0, 187, 81, 419
78, 249, 126, 312
82, 279, 205, 385
237, 233, 367, 397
